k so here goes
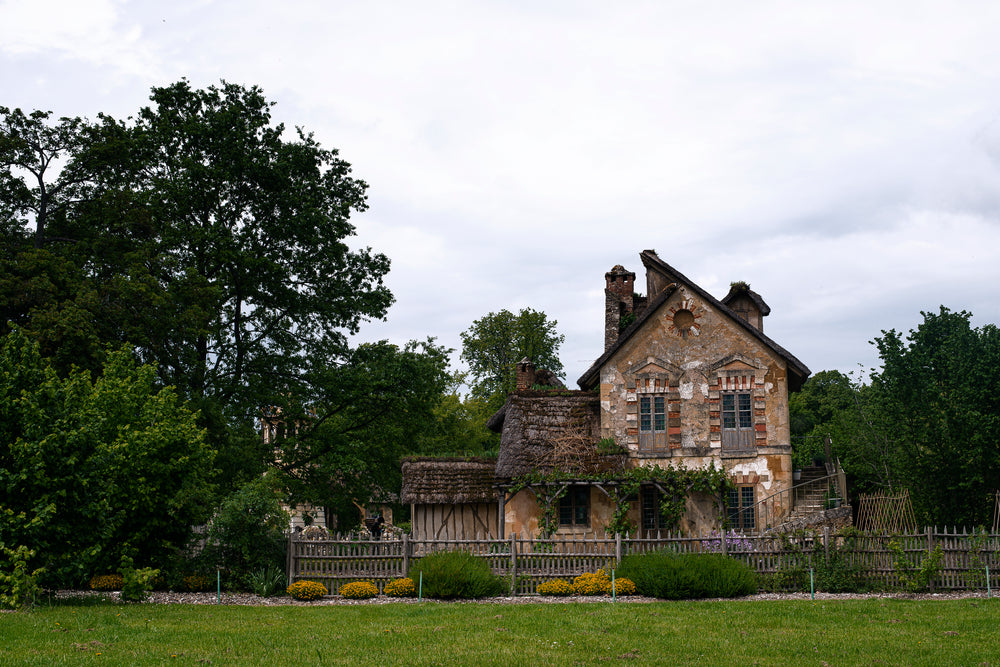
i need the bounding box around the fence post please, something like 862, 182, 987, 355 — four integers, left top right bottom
926, 526, 936, 593
286, 533, 295, 586
402, 533, 410, 576
616, 532, 622, 567
823, 526, 830, 566
509, 532, 517, 596
720, 527, 727, 556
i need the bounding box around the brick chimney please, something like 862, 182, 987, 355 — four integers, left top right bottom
515, 357, 536, 390
604, 265, 636, 351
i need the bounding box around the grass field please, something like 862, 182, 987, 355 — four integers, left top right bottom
2, 597, 998, 666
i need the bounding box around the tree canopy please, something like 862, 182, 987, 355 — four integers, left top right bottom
459, 307, 565, 409
0, 329, 215, 585
1, 81, 483, 556
791, 307, 1000, 526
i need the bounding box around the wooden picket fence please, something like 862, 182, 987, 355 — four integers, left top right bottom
287, 526, 1000, 596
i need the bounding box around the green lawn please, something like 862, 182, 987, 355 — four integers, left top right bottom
2, 598, 998, 666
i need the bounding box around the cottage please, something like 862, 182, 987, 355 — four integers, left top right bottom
403, 250, 823, 537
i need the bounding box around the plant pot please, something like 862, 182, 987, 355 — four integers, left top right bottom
793, 469, 802, 481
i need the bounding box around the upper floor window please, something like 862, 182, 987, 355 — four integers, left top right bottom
721, 392, 753, 450
638, 395, 667, 452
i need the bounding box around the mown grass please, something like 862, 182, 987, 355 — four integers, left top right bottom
2, 597, 998, 666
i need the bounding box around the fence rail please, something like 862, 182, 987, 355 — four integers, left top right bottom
288, 526, 1000, 596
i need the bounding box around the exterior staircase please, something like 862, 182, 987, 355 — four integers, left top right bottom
786, 466, 831, 521
754, 461, 851, 533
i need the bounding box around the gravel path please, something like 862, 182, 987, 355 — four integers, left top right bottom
49, 589, 995, 606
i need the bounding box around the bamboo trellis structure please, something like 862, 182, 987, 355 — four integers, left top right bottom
856, 489, 917, 533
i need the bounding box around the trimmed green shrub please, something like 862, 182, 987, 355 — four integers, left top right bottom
618, 551, 757, 599
408, 550, 505, 599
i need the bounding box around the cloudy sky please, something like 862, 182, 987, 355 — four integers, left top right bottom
4, 0, 999, 386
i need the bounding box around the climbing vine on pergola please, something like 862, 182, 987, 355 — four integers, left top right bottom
509, 464, 735, 536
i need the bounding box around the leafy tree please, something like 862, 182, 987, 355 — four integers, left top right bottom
3, 82, 392, 412
0, 329, 215, 586
197, 477, 289, 586
412, 388, 499, 456
268, 339, 455, 523
460, 308, 565, 409
2, 81, 399, 500
0, 107, 89, 247
790, 369, 902, 494
74, 80, 393, 413
869, 307, 1000, 526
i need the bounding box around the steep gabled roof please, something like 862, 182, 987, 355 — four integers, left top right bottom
577, 250, 810, 391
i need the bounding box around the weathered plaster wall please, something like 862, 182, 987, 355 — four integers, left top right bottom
597, 285, 795, 528
504, 488, 617, 538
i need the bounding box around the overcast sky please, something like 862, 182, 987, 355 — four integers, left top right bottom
4, 0, 999, 387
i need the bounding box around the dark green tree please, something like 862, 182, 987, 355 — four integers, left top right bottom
0, 329, 215, 586
268, 339, 455, 523
459, 308, 565, 409
870, 307, 1000, 526
790, 369, 902, 494
2, 81, 398, 498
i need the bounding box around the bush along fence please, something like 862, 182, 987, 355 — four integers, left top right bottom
287, 526, 1000, 596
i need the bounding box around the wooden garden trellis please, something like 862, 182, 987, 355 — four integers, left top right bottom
993, 491, 1000, 533
856, 489, 917, 533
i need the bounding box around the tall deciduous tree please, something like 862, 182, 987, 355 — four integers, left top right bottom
460, 307, 565, 409
77, 80, 394, 414
870, 307, 1000, 526
268, 338, 455, 520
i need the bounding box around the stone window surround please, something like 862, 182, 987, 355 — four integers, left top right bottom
707, 356, 767, 455
623, 354, 767, 454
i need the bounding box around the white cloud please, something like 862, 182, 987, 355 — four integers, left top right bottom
4, 0, 1000, 384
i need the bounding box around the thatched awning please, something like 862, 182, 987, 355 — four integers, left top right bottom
400, 457, 499, 504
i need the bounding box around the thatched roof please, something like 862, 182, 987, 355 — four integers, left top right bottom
493, 392, 619, 478
400, 457, 499, 504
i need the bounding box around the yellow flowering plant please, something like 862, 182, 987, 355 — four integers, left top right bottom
339, 581, 379, 599
287, 580, 328, 601
384, 577, 416, 597
536, 579, 573, 596
89, 574, 124, 591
